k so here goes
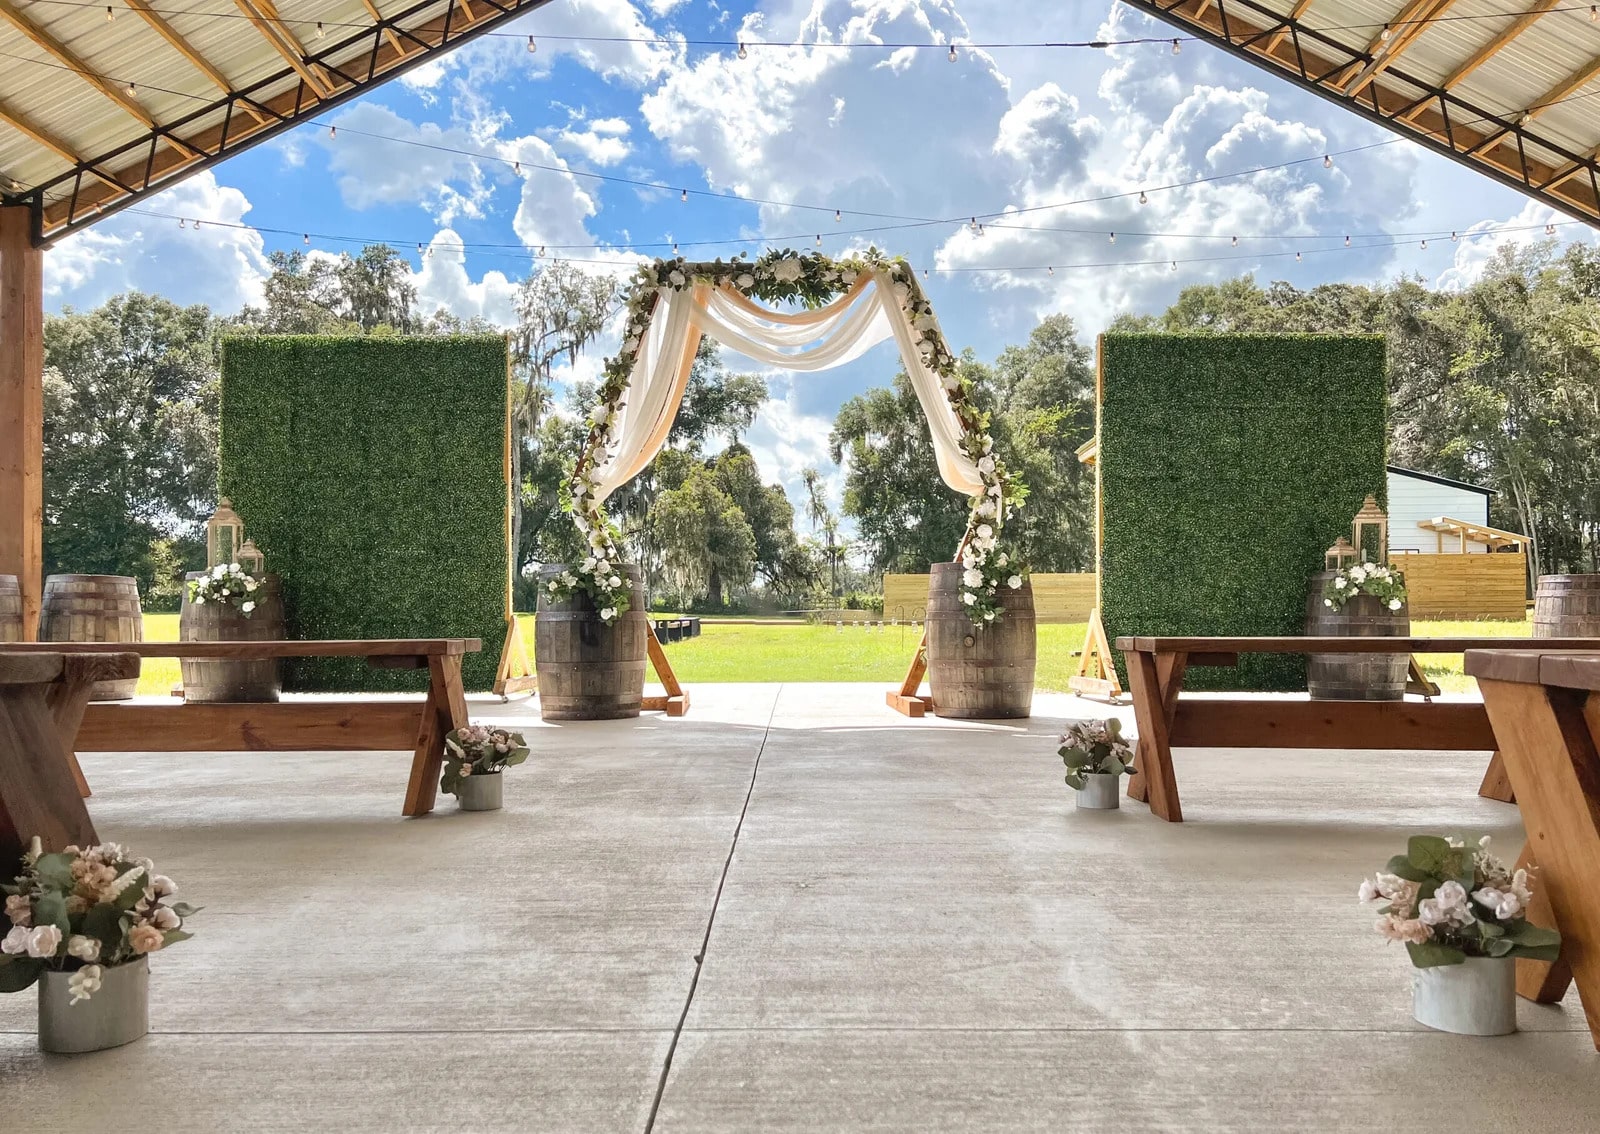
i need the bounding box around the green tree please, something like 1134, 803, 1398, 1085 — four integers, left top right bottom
653, 463, 756, 607
42, 292, 221, 600
335, 244, 418, 332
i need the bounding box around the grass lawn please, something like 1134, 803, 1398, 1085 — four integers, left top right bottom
133, 612, 1533, 696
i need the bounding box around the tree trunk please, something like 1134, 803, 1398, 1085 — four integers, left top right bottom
707, 565, 723, 610
510, 437, 525, 582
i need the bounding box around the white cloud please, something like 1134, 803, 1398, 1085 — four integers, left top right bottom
321, 103, 500, 225
741, 372, 843, 516
45, 172, 269, 314
1435, 198, 1593, 291
554, 116, 634, 166
412, 229, 520, 326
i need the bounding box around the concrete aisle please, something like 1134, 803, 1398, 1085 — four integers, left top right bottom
2, 684, 1598, 1132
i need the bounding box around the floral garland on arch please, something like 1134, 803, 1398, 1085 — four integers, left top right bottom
557, 248, 1029, 624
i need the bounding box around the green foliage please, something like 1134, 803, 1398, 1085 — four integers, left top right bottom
1058, 717, 1135, 789
219, 335, 509, 691
1099, 334, 1388, 691
440, 725, 530, 798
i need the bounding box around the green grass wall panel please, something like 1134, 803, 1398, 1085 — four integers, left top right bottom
1099, 334, 1388, 691
219, 335, 508, 692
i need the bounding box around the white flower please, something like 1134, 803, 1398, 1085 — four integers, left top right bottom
1, 924, 29, 954
212, 564, 227, 578
996, 553, 1008, 567
1348, 565, 1366, 581
582, 557, 597, 572
1333, 578, 1347, 590
622, 337, 640, 354
150, 875, 175, 898
1008, 575, 1022, 589
1471, 886, 1523, 920
193, 594, 205, 605
668, 270, 686, 286
547, 580, 559, 592
976, 524, 993, 541
735, 273, 755, 290
891, 282, 910, 305
962, 568, 983, 587
977, 455, 996, 475
66, 934, 100, 962
938, 371, 960, 390
960, 592, 975, 605
1324, 599, 1334, 607
608, 575, 622, 589
1388, 599, 1402, 611
771, 257, 803, 283
241, 601, 256, 613
151, 907, 181, 930
68, 965, 102, 1005
1358, 879, 1379, 903
983, 611, 995, 621
600, 607, 617, 621
25, 924, 62, 958
961, 555, 976, 570
1418, 880, 1475, 928
976, 499, 995, 518
244, 578, 258, 591
4, 893, 30, 927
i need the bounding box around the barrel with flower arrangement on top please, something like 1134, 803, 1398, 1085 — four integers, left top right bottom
1307, 507, 1409, 701
179, 562, 286, 702
926, 556, 1036, 719
534, 562, 648, 720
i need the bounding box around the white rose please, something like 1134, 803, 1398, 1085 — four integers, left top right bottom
772, 257, 803, 283
1008, 575, 1022, 589
977, 455, 996, 474
600, 607, 617, 621
68, 965, 102, 1005
229, 563, 240, 573
241, 601, 256, 613
26, 924, 62, 958
4, 893, 30, 926
962, 555, 976, 569
150, 875, 175, 897
1, 924, 29, 954
976, 524, 994, 541
962, 568, 983, 587
939, 371, 960, 390
151, 907, 181, 930
736, 273, 755, 290
582, 556, 597, 572
608, 575, 622, 589
961, 592, 975, 605
668, 270, 686, 286
983, 610, 995, 621
1333, 578, 1346, 589
66, 934, 101, 962
1324, 598, 1334, 607
914, 313, 937, 331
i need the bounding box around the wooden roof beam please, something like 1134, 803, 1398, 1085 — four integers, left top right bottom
361, 0, 406, 56
1539, 141, 1600, 190
0, 0, 200, 158
1469, 53, 1600, 156
1264, 0, 1315, 53
232, 0, 333, 98
1329, 0, 1447, 88
0, 101, 136, 196
120, 0, 268, 124
1399, 0, 1562, 122
1345, 0, 1460, 98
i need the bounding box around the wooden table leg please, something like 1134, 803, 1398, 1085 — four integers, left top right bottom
45, 677, 92, 799
1478, 750, 1515, 804
1125, 649, 1184, 822
402, 655, 469, 818
1126, 652, 1186, 807
1513, 842, 1574, 1002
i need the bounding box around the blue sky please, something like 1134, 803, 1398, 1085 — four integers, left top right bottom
42, 0, 1593, 514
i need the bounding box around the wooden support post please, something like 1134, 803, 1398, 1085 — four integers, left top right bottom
642, 625, 689, 716
1123, 649, 1186, 821
492, 614, 536, 697
886, 630, 933, 716
0, 203, 42, 640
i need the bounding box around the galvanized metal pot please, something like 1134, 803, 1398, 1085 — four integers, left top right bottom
38, 956, 148, 1054
1412, 956, 1516, 1036
456, 771, 503, 812
1075, 772, 1122, 810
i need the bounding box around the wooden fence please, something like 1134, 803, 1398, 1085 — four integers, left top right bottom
882, 573, 1095, 623
1394, 552, 1528, 620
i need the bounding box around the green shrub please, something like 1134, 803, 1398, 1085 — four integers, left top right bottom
1099, 334, 1387, 690
219, 335, 509, 691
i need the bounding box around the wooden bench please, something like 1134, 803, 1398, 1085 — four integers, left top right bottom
2, 639, 480, 818
0, 650, 138, 865
1114, 635, 1600, 823
1468, 648, 1600, 1048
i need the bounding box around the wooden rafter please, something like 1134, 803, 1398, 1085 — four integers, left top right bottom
1469, 53, 1600, 156
120, 0, 268, 124
1264, 0, 1315, 53
0, 101, 80, 165
0, 0, 200, 157
1399, 0, 1562, 122
253, 0, 337, 88
1345, 0, 1460, 97
232, 0, 333, 98
1331, 0, 1444, 87
361, 0, 406, 55
1541, 141, 1600, 191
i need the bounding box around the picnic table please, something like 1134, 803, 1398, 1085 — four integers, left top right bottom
0, 650, 138, 864
1468, 648, 1600, 1048
1114, 635, 1600, 823
2, 638, 479, 818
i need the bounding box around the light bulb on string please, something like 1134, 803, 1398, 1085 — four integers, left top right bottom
815, 234, 822, 247
194, 219, 201, 230
1380, 23, 1392, 41
178, 218, 186, 229
125, 80, 137, 97
1420, 239, 1428, 249
105, 5, 113, 20
1108, 232, 1115, 244
672, 241, 679, 255
1230, 235, 1238, 247
513, 161, 520, 174
1295, 251, 1302, 262
303, 233, 310, 245
948, 43, 957, 62
1344, 234, 1351, 247
417, 243, 424, 255
1169, 261, 1177, 272
540, 245, 547, 256
835, 208, 842, 223
681, 188, 688, 202
968, 217, 979, 232
328, 125, 336, 139
737, 41, 748, 59
1592, 4, 1598, 21
1545, 223, 1556, 235
1171, 39, 1181, 55
1323, 154, 1333, 169
1047, 266, 1054, 275
1451, 231, 1458, 242
527, 35, 536, 53
1138, 190, 1148, 204
316, 21, 325, 38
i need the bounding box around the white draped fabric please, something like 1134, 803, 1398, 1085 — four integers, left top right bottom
590, 270, 984, 502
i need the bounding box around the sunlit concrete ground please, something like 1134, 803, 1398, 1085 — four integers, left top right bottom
3, 683, 1597, 1132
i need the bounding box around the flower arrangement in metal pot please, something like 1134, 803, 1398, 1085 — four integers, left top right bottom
187, 561, 262, 615
441, 725, 530, 797
1, 839, 195, 1002
1059, 718, 1135, 789
1358, 835, 1559, 967
1323, 561, 1407, 613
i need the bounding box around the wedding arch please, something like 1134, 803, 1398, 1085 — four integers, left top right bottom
550, 249, 1028, 711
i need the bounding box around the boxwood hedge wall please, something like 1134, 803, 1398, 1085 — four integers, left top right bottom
219, 335, 508, 692
1099, 334, 1388, 691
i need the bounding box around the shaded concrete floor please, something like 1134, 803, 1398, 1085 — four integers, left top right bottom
2, 684, 1596, 1131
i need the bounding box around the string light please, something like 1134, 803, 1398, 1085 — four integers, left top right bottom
178, 218, 185, 229
835, 208, 842, 222
417, 242, 424, 254
1138, 190, 1148, 204
968, 217, 979, 232
1323, 154, 1333, 168
1591, 4, 1597, 20
1380, 23, 1392, 41
815, 233, 822, 246
1108, 232, 1115, 243
1231, 235, 1238, 246
104, 4, 112, 20
1344, 234, 1351, 246
681, 188, 688, 202
737, 41, 747, 59
193, 219, 200, 229
316, 21, 325, 39
125, 80, 136, 96
1171, 39, 1180, 55
1451, 231, 1458, 242
328, 125, 336, 138
671, 240, 679, 254
527, 35, 536, 53
302, 233, 309, 244
1420, 238, 1428, 249
1047, 265, 1054, 275
539, 244, 546, 256
1546, 223, 1557, 235
1295, 251, 1302, 261
948, 43, 957, 62
1169, 260, 1177, 271
513, 161, 520, 174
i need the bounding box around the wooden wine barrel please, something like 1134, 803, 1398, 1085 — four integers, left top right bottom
179, 572, 285, 702
1533, 574, 1600, 638
1305, 570, 1408, 701
926, 562, 1036, 719
0, 574, 22, 643
39, 574, 143, 701
535, 565, 648, 721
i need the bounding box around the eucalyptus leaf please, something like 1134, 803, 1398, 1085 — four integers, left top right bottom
1064, 773, 1086, 790
32, 853, 74, 891
1484, 937, 1515, 957
1406, 941, 1466, 968
1385, 855, 1430, 884
0, 955, 42, 993
1505, 922, 1562, 950
33, 891, 68, 935
81, 902, 122, 948
1407, 836, 1454, 877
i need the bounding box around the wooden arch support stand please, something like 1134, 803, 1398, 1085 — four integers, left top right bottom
492, 615, 535, 698
642, 626, 690, 716
886, 630, 933, 717
1067, 606, 1122, 700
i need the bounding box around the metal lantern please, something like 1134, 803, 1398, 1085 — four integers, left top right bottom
1324, 535, 1358, 572
205, 498, 245, 567
1352, 495, 1389, 565
236, 538, 266, 576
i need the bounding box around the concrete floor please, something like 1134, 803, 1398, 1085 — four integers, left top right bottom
2, 683, 1596, 1132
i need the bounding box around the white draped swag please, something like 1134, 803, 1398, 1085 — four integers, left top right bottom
585, 271, 985, 504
